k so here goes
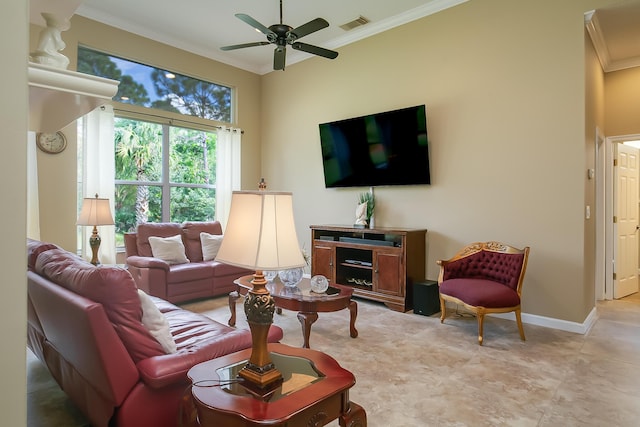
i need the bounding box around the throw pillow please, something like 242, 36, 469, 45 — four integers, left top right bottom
200, 232, 224, 261
137, 289, 177, 354
148, 234, 189, 264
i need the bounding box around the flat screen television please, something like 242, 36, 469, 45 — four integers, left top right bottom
318, 104, 430, 188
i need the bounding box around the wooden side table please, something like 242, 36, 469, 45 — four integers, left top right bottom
185, 343, 366, 426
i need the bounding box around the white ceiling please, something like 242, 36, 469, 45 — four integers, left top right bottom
33, 0, 640, 75
73, 0, 469, 75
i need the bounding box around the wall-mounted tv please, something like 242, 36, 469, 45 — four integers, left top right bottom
318, 104, 430, 188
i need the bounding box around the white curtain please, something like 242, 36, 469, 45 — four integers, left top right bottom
215, 127, 242, 230
80, 105, 116, 264
26, 131, 40, 240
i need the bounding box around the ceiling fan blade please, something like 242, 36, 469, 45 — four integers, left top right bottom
274, 46, 286, 70
220, 41, 270, 51
292, 42, 338, 59
289, 18, 329, 41
235, 13, 276, 38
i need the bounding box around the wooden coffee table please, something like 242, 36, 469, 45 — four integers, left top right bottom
229, 275, 358, 348
184, 343, 366, 426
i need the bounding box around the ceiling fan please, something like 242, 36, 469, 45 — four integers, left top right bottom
220, 0, 339, 71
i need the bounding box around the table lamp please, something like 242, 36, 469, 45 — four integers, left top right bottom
77, 194, 114, 265
215, 191, 305, 389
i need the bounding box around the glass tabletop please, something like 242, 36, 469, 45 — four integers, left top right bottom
266, 278, 343, 301
216, 352, 325, 401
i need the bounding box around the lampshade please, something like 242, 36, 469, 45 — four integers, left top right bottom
216, 191, 305, 271
77, 195, 114, 226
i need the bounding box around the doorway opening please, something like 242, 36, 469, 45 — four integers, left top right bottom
596, 132, 640, 301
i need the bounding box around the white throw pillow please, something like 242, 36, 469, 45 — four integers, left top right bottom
148, 234, 189, 264
200, 232, 224, 261
137, 289, 177, 354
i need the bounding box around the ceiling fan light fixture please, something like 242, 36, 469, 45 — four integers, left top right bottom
221, 0, 339, 71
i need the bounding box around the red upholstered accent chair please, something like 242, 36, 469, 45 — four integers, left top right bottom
437, 241, 530, 345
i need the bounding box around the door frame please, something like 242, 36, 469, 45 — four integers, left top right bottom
598, 132, 640, 300
595, 128, 607, 300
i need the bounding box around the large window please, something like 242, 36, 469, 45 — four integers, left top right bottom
77, 47, 235, 248
114, 117, 217, 245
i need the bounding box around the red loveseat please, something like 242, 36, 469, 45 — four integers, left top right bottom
125, 221, 251, 303
27, 239, 283, 427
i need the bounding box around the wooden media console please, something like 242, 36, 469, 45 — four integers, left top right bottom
310, 225, 427, 312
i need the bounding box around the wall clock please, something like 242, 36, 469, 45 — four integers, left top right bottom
36, 131, 67, 154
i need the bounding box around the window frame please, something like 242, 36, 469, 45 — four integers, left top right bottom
114, 111, 218, 225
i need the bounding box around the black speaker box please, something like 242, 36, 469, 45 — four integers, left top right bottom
413, 280, 440, 316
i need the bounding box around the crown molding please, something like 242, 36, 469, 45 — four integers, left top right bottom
585, 10, 640, 73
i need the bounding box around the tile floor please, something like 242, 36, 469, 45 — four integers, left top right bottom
27, 293, 640, 426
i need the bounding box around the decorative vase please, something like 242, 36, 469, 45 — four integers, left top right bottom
282, 285, 302, 296
310, 275, 329, 293
264, 270, 278, 282
278, 267, 304, 288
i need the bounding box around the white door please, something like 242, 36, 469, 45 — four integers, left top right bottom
614, 143, 640, 298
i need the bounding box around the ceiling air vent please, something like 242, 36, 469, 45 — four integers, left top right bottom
339, 16, 370, 31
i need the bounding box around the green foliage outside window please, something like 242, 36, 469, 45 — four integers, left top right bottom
170, 187, 215, 223
113, 118, 217, 246
169, 127, 217, 185
115, 184, 162, 245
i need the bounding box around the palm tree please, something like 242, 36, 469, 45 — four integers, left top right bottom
115, 120, 160, 225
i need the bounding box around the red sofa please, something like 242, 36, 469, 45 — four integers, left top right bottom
27, 239, 283, 427
125, 221, 251, 303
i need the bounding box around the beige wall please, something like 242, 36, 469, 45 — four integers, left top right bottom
30, 16, 264, 251
3, 1, 27, 426
261, 0, 623, 323
605, 66, 640, 137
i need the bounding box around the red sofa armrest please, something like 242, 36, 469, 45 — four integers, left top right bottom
126, 256, 170, 299
126, 255, 170, 271
135, 325, 284, 388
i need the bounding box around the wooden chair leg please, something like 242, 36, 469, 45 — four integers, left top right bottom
477, 313, 485, 345
515, 309, 526, 341
439, 297, 446, 323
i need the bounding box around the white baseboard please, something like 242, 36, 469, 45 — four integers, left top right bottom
490, 307, 599, 335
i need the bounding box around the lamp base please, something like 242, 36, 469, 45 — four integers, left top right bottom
239, 371, 282, 401
238, 352, 283, 389
89, 226, 101, 266
239, 272, 282, 389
